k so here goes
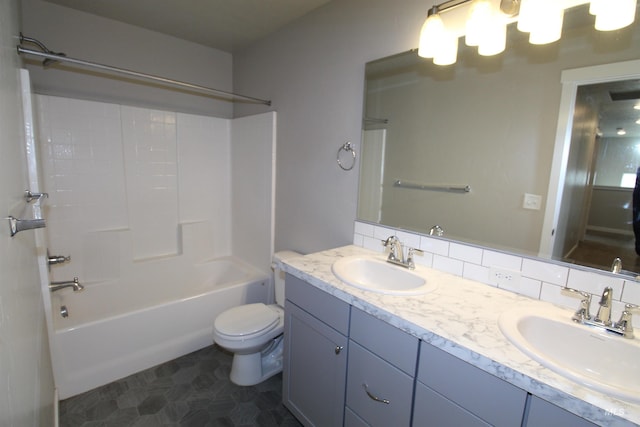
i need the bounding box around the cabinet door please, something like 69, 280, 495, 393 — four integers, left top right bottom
284, 301, 348, 427
525, 396, 598, 427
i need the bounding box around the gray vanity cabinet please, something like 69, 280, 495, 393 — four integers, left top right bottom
524, 396, 598, 427
413, 341, 528, 427
283, 274, 350, 427
345, 308, 418, 427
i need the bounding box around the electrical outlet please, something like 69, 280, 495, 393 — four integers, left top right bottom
489, 267, 521, 289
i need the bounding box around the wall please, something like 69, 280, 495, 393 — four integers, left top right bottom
233, 0, 640, 257
0, 0, 55, 425
21, 0, 234, 118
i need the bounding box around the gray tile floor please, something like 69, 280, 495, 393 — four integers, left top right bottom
59, 345, 302, 427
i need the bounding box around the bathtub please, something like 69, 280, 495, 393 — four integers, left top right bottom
49, 256, 270, 399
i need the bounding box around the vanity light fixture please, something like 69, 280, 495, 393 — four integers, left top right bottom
418, 0, 638, 65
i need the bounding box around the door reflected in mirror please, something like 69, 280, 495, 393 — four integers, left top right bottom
359, 4, 640, 276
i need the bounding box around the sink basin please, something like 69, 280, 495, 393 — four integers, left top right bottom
331, 255, 436, 295
499, 305, 640, 403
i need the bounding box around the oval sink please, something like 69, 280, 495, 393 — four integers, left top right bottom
331, 255, 436, 295
499, 305, 640, 403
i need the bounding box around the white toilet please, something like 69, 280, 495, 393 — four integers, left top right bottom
213, 250, 300, 386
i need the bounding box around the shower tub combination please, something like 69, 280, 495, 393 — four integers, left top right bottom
49, 256, 270, 399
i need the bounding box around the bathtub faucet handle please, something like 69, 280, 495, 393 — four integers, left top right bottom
47, 250, 71, 266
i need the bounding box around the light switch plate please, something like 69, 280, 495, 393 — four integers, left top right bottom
523, 193, 542, 210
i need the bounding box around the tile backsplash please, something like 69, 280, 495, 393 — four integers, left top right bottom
354, 221, 640, 326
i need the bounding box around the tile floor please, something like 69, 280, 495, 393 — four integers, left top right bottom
59, 345, 302, 427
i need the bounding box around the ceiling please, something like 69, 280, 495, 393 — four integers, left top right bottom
43, 0, 332, 52
582, 79, 640, 138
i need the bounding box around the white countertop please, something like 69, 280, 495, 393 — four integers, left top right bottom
282, 245, 640, 427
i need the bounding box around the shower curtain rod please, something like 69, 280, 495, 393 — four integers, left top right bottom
16, 35, 271, 106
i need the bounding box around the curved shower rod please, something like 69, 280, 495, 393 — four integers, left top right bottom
16, 34, 272, 106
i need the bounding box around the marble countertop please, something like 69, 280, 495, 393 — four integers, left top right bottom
281, 245, 639, 427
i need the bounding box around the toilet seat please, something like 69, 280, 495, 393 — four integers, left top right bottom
214, 303, 280, 339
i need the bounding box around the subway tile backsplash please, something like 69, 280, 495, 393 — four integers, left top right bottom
354, 220, 640, 326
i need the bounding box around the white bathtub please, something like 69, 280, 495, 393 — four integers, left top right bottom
49, 256, 270, 399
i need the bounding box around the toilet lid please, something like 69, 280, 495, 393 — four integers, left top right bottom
215, 303, 279, 337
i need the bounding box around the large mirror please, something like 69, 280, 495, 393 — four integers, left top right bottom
359, 4, 640, 276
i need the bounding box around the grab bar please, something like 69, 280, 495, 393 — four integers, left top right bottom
394, 180, 470, 193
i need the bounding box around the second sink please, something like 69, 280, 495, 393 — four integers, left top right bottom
331, 255, 436, 295
499, 304, 640, 403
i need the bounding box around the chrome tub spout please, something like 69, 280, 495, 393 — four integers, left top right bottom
49, 277, 84, 292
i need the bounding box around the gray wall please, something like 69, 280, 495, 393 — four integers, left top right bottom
233, 0, 428, 254
0, 0, 55, 424
234, 0, 640, 255
21, 0, 234, 118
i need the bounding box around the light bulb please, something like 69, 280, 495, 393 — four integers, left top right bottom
529, 1, 564, 44
466, 0, 493, 47
478, 12, 507, 56
594, 0, 636, 31
433, 31, 459, 66
418, 12, 445, 59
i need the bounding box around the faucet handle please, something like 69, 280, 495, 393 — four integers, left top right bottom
561, 287, 592, 322
616, 304, 640, 339
406, 247, 424, 269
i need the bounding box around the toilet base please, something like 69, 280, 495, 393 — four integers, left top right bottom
229, 335, 284, 386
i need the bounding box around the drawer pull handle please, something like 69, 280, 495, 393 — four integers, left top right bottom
335, 345, 344, 354
362, 383, 390, 404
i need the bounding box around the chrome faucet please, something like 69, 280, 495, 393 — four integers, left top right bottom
611, 257, 622, 274
49, 277, 84, 292
383, 236, 404, 264
594, 287, 613, 326
563, 286, 639, 339
381, 236, 423, 269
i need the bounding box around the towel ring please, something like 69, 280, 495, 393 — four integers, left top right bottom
337, 141, 356, 171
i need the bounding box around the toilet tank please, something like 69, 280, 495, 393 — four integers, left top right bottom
272, 250, 301, 306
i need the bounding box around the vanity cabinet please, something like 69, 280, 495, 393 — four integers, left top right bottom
345, 308, 418, 427
413, 341, 528, 427
283, 273, 602, 427
283, 274, 350, 427
524, 396, 598, 427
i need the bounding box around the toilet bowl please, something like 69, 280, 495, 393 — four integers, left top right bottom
212, 251, 300, 386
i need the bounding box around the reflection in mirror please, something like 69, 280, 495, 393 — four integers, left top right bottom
359, 4, 640, 276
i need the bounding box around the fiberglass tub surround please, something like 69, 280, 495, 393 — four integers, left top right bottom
35, 95, 276, 399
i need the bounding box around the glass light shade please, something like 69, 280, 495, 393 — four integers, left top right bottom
478, 13, 507, 55
594, 0, 636, 31
529, 3, 564, 44
466, 0, 493, 46
418, 13, 445, 58
517, 0, 536, 32
589, 0, 606, 15
433, 31, 459, 66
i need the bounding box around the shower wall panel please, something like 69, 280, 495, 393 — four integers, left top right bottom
35, 95, 233, 283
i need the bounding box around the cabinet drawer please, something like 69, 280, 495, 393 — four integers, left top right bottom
418, 341, 527, 427
525, 396, 597, 427
413, 382, 490, 427
347, 341, 413, 427
345, 407, 370, 427
350, 308, 418, 375
285, 273, 350, 334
